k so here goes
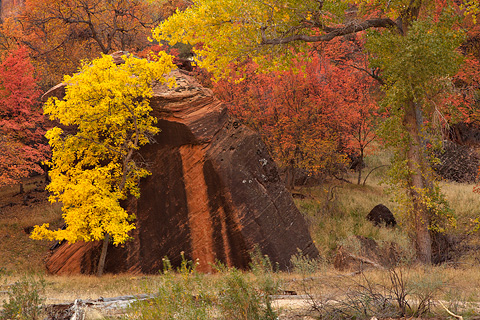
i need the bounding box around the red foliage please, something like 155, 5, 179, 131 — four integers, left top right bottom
213, 37, 379, 183
0, 46, 48, 186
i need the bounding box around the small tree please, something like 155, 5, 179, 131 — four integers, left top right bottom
31, 52, 176, 276
213, 38, 378, 188
0, 46, 47, 189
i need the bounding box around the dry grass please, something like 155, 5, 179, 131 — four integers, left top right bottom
440, 181, 480, 229
292, 148, 480, 265
294, 176, 411, 261
0, 177, 62, 274
1, 264, 478, 317
1, 156, 480, 318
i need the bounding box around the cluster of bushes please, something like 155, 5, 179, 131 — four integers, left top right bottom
0, 273, 45, 320
124, 253, 280, 320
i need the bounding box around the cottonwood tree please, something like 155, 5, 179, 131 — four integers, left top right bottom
0, 46, 47, 188
31, 52, 176, 276
153, 0, 477, 264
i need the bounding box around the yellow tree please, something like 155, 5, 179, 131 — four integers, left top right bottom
153, 0, 476, 264
31, 52, 176, 276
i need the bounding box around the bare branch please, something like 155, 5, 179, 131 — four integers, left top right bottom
261, 18, 397, 45
347, 64, 385, 85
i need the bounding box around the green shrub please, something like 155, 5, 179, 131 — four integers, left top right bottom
127, 253, 279, 320
217, 268, 277, 320
127, 255, 212, 320
0, 275, 45, 320
408, 269, 445, 317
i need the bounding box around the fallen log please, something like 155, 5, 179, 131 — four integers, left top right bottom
43, 293, 156, 320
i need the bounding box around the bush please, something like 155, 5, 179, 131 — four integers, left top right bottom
127, 253, 279, 320
217, 268, 277, 320
127, 255, 212, 320
0, 275, 46, 320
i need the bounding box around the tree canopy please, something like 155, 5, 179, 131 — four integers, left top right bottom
31, 52, 176, 246
152, 0, 470, 78
213, 36, 379, 187
0, 46, 47, 187
0, 0, 170, 89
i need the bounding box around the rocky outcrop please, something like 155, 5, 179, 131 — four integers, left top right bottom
432, 140, 480, 183
43, 56, 318, 274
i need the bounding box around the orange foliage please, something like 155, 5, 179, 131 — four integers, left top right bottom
213, 37, 379, 184
1, 0, 165, 89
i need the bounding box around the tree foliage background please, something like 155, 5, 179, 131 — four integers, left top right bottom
153, 0, 480, 263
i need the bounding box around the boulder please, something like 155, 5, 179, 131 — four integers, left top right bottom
432, 140, 479, 183
448, 121, 480, 147
43, 54, 319, 274
366, 204, 396, 227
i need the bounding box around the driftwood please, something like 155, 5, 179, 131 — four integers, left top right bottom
41, 292, 480, 319
438, 300, 464, 320
43, 294, 155, 320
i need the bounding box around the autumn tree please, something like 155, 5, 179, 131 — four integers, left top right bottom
31, 52, 176, 276
322, 36, 380, 185
153, 0, 476, 264
213, 38, 378, 188
0, 46, 47, 188
0, 0, 169, 89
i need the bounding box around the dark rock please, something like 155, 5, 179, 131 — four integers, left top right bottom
432, 141, 479, 183
43, 56, 318, 274
366, 204, 396, 227
348, 153, 365, 171
448, 121, 480, 147
431, 231, 465, 265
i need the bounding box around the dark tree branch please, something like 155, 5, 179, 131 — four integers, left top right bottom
261, 18, 398, 45
363, 164, 389, 186
348, 64, 385, 85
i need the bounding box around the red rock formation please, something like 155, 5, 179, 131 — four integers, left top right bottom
43, 55, 319, 274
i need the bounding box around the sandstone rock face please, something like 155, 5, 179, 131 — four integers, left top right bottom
44, 62, 318, 274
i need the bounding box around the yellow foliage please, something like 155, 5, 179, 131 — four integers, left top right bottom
31, 53, 176, 246
462, 0, 480, 23
152, 0, 350, 80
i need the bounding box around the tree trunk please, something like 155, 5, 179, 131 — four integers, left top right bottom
284, 161, 295, 191
357, 148, 364, 185
404, 100, 432, 264
96, 233, 110, 277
